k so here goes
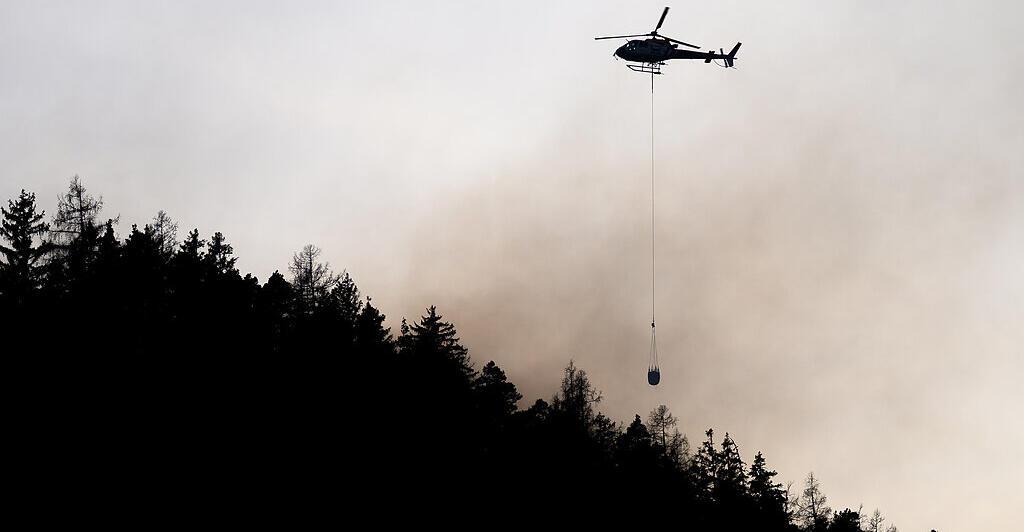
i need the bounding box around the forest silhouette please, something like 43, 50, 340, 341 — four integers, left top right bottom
2, 177, 906, 530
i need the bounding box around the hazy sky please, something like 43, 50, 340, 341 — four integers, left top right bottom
2, 1, 1022, 529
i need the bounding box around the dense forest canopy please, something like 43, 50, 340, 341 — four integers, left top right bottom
2, 177, 909, 530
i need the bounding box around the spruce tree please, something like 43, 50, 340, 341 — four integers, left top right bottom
402, 306, 474, 383
474, 361, 522, 419
353, 297, 392, 358
749, 451, 788, 525
716, 432, 748, 497
0, 189, 51, 301
205, 231, 237, 277
692, 428, 718, 503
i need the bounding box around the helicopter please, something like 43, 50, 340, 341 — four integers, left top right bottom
595, 7, 741, 74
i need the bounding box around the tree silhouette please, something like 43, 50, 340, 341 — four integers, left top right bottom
864, 509, 900, 532
551, 359, 602, 429
205, 231, 237, 276
0, 181, 905, 528
717, 432, 749, 496
750, 451, 790, 527
828, 508, 863, 532
151, 210, 178, 261
353, 296, 392, 359
693, 428, 719, 503
797, 472, 833, 532
46, 177, 109, 296
0, 190, 51, 304
50, 175, 104, 246
616, 414, 661, 478
475, 360, 522, 419
647, 404, 676, 448
289, 244, 338, 313
401, 305, 474, 383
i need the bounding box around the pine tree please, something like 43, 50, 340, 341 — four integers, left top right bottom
715, 432, 749, 508
168, 229, 205, 306
474, 361, 522, 419
692, 428, 718, 502
402, 306, 474, 380
749, 451, 788, 524
395, 306, 477, 476
353, 296, 391, 357
205, 231, 237, 277
97, 220, 119, 261
0, 190, 51, 301
120, 224, 168, 343
829, 508, 863, 532
328, 271, 361, 336
616, 414, 659, 475
179, 229, 205, 261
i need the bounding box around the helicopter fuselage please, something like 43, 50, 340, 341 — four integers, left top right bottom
615, 38, 730, 64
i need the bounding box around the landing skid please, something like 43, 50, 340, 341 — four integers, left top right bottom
627, 62, 664, 74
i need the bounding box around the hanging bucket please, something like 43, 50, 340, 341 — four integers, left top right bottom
647, 367, 660, 386
648, 324, 659, 386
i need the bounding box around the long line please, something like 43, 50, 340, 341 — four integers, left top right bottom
650, 71, 656, 329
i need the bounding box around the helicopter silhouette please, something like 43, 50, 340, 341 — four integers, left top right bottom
595, 7, 741, 74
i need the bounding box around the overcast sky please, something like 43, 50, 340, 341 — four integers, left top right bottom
2, 1, 1022, 529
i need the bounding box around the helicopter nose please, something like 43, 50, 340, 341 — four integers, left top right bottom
615, 44, 626, 57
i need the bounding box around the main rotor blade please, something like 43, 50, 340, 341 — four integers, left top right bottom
655, 7, 669, 31
594, 34, 649, 40
661, 35, 700, 49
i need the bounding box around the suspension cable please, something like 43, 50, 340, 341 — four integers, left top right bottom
648, 70, 658, 378
650, 71, 656, 331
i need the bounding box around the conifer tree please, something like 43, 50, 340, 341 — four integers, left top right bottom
151, 210, 178, 261
692, 428, 718, 502
0, 190, 51, 301
474, 361, 522, 419
327, 271, 361, 342
829, 508, 864, 532
749, 451, 788, 524
179, 229, 205, 262
288, 244, 339, 314
401, 306, 474, 382
647, 404, 678, 449
796, 472, 833, 532
51, 176, 102, 242
616, 414, 655, 471
716, 432, 748, 497
254, 271, 293, 351
206, 231, 237, 277
865, 509, 887, 532
47, 176, 109, 292
551, 360, 602, 430
353, 297, 392, 358
97, 220, 119, 262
